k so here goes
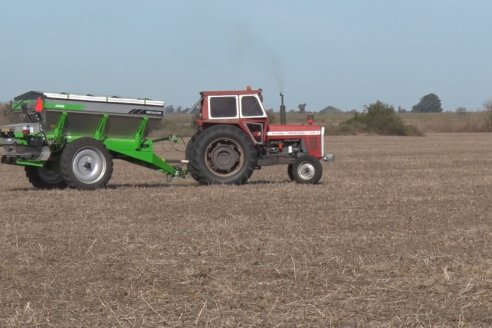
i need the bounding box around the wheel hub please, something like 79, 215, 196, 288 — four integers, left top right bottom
72, 148, 106, 183
210, 143, 239, 170
298, 162, 316, 180
205, 139, 243, 176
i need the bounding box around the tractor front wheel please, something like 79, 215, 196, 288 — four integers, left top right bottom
25, 164, 67, 189
291, 154, 323, 184
187, 125, 257, 184
60, 138, 113, 190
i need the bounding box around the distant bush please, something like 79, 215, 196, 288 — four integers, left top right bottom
0, 102, 15, 125
266, 109, 276, 124
483, 101, 492, 132
155, 113, 196, 137
319, 105, 342, 114
339, 101, 423, 136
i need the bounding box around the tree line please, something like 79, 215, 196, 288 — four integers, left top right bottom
309, 93, 444, 114
163, 93, 447, 114
0, 93, 487, 116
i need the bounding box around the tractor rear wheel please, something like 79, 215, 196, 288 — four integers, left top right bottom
187, 125, 257, 184
60, 138, 113, 190
25, 164, 67, 189
291, 154, 323, 184
185, 131, 201, 181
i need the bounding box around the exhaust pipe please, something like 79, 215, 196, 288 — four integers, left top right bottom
279, 93, 286, 125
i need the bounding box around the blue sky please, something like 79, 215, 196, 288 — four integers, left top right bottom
1, 0, 491, 111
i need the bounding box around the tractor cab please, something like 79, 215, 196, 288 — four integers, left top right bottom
193, 87, 269, 145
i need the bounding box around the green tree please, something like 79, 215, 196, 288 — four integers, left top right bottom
298, 103, 306, 113
319, 105, 342, 114
412, 93, 443, 113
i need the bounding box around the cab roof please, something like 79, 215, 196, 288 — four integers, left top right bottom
200, 88, 262, 97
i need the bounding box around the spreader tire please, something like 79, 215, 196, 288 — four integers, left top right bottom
187, 125, 257, 185
25, 165, 67, 189
60, 138, 113, 190
292, 154, 323, 184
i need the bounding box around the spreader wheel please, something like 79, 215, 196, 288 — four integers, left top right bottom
291, 154, 323, 184
25, 164, 67, 189
187, 125, 257, 184
60, 138, 113, 190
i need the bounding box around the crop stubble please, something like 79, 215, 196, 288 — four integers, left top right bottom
1, 133, 492, 327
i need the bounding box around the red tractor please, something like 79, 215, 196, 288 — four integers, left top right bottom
185, 87, 331, 184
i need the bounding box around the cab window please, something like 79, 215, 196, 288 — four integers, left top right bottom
241, 96, 264, 117
210, 96, 237, 118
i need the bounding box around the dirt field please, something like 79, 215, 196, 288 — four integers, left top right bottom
1, 133, 492, 327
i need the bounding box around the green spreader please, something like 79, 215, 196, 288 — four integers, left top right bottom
0, 91, 186, 189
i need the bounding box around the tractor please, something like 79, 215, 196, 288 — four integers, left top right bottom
185, 87, 330, 185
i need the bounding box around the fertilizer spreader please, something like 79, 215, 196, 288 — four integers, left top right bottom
1, 91, 185, 189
